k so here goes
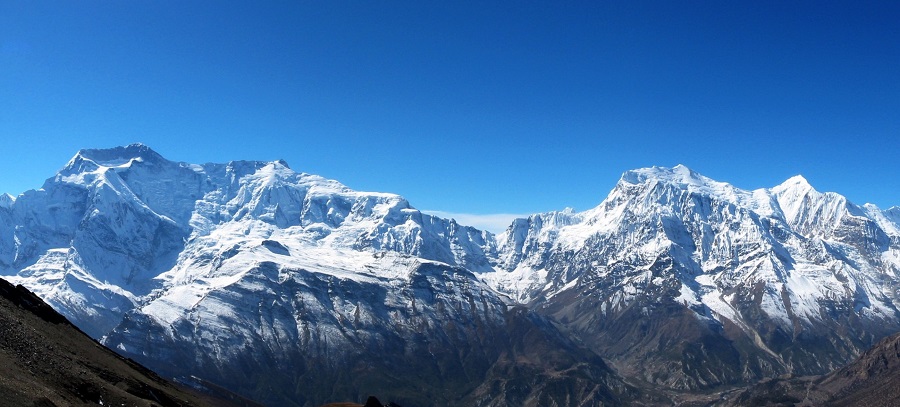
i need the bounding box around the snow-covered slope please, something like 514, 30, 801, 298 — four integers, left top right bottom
0, 144, 500, 336
484, 164, 900, 389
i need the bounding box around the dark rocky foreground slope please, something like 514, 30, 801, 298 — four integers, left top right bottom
0, 277, 211, 407
721, 330, 900, 406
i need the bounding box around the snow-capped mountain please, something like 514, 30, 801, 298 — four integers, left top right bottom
0, 145, 638, 407
1, 144, 497, 336
484, 164, 900, 389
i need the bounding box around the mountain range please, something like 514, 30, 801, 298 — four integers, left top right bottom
2, 144, 900, 406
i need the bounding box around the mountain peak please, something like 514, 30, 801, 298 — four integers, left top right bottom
772, 174, 817, 197
273, 159, 290, 169
780, 174, 812, 188
619, 164, 712, 188
0, 193, 14, 209
71, 143, 166, 169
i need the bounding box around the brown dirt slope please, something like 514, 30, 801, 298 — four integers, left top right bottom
0, 277, 211, 407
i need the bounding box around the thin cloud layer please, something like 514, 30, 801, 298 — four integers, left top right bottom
422, 211, 529, 234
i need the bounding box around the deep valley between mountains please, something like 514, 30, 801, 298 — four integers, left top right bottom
3, 144, 900, 406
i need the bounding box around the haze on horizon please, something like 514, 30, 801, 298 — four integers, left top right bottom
2, 1, 899, 228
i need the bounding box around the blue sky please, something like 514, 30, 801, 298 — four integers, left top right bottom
2, 1, 899, 231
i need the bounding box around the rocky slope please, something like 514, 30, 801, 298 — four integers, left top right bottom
820, 331, 900, 406
721, 331, 900, 406
0, 276, 210, 407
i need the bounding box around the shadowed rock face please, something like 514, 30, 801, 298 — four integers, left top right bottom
0, 277, 210, 407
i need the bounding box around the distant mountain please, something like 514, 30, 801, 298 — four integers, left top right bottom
485, 165, 900, 390
4, 145, 900, 405
0, 276, 209, 406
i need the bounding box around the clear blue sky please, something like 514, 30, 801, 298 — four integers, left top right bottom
2, 1, 899, 227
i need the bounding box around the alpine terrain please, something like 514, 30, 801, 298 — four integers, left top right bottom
2, 144, 900, 405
